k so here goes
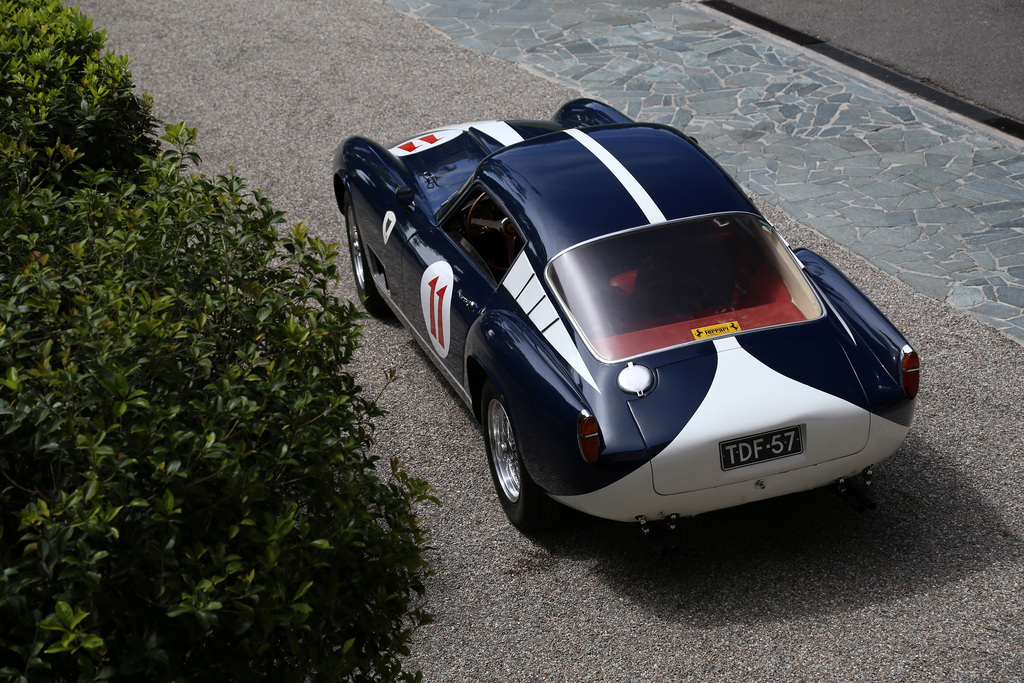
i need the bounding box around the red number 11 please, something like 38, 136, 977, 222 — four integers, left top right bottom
428, 275, 448, 348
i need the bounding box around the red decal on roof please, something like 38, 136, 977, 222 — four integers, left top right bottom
391, 128, 464, 157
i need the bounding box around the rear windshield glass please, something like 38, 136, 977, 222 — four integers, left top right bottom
546, 213, 822, 361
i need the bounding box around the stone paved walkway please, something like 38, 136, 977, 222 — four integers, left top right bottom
384, 0, 1024, 343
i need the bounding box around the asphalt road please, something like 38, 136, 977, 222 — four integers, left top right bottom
76, 0, 1024, 680
718, 0, 1024, 124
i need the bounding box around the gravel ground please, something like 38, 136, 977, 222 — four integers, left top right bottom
76, 0, 1024, 680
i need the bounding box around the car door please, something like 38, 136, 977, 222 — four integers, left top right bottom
401, 188, 523, 393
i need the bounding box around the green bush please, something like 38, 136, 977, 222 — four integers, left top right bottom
1, 3, 434, 681
0, 122, 435, 682
0, 0, 157, 192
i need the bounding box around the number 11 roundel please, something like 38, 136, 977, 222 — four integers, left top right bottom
420, 261, 454, 358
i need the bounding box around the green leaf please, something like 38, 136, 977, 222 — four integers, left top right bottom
38, 619, 66, 633
167, 604, 191, 619
79, 633, 105, 651
0, 7, 431, 675
293, 580, 313, 600
55, 601, 74, 627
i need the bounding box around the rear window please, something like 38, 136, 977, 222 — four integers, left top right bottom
546, 213, 822, 361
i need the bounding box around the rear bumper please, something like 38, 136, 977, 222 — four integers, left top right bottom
551, 411, 910, 523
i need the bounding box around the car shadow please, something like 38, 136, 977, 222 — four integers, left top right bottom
383, 320, 1020, 628
525, 434, 1021, 626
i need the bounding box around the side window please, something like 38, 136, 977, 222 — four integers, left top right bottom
443, 190, 525, 283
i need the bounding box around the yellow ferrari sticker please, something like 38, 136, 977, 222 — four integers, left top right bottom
692, 321, 741, 340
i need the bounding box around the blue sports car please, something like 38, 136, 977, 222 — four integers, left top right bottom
332, 99, 919, 531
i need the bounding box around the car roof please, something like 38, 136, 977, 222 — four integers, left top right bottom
475, 123, 759, 263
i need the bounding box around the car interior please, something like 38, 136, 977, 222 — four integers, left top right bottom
445, 191, 524, 283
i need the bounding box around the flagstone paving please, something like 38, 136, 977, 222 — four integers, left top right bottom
385, 0, 1024, 343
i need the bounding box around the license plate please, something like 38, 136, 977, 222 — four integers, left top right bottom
720, 426, 803, 471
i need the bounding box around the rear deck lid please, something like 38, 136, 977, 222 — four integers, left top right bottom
631, 336, 869, 496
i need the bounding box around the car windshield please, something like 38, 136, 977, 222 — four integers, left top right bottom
546, 213, 823, 361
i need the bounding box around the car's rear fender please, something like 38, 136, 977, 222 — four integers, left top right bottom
796, 248, 914, 409
467, 310, 649, 497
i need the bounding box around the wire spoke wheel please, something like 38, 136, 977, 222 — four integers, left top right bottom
347, 208, 368, 292
344, 198, 388, 316
481, 382, 560, 531
488, 397, 521, 502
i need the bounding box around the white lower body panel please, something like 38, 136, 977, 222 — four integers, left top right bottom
552, 401, 910, 523
650, 337, 870, 495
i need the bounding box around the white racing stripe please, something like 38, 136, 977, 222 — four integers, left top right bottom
502, 253, 599, 392
566, 128, 666, 225
467, 121, 526, 148
551, 335, 901, 522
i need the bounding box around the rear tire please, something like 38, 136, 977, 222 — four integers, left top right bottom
482, 382, 560, 531
345, 198, 389, 317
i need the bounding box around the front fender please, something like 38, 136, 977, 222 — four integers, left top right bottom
335, 137, 418, 217
337, 137, 419, 252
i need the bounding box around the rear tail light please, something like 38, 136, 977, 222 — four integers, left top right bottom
578, 411, 600, 464
900, 346, 920, 398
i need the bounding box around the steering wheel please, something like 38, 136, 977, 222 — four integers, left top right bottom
466, 192, 500, 235
464, 192, 520, 274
